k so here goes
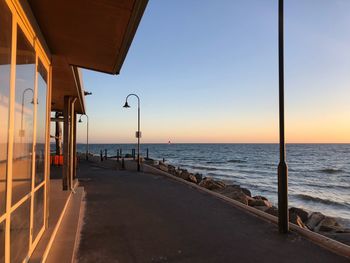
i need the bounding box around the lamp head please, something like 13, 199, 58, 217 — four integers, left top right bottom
123, 101, 130, 108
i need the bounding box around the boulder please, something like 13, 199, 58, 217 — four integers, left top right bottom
252, 195, 268, 201
289, 213, 307, 228
214, 185, 250, 205
188, 174, 198, 184
194, 173, 203, 183
158, 164, 168, 172
316, 217, 342, 232
199, 178, 226, 191
179, 171, 191, 181
265, 206, 278, 217
306, 212, 325, 231
289, 207, 309, 223
248, 198, 272, 208
167, 165, 176, 174
241, 188, 251, 197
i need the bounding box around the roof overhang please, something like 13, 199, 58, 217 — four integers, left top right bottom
21, 0, 148, 113
27, 0, 148, 74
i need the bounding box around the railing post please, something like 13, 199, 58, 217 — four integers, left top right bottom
278, 0, 289, 234
122, 158, 125, 169
146, 148, 149, 159
104, 149, 107, 160
117, 149, 120, 161
100, 150, 103, 162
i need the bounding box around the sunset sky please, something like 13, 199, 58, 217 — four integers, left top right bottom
76, 0, 350, 144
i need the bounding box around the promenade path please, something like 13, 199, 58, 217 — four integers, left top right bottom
76, 160, 348, 263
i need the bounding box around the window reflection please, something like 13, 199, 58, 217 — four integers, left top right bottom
10, 199, 30, 263
35, 60, 47, 186
0, 0, 12, 216
12, 27, 35, 205
33, 186, 44, 240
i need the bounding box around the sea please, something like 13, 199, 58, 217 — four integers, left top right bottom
77, 143, 350, 226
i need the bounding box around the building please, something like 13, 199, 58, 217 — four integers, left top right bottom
0, 0, 148, 262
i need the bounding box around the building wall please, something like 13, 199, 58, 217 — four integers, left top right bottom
0, 0, 51, 262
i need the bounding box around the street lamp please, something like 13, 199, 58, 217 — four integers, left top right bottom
123, 94, 141, 171
78, 114, 89, 160
20, 88, 36, 138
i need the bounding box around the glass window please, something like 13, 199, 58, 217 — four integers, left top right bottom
0, 0, 12, 216
35, 60, 47, 186
10, 199, 30, 263
33, 186, 44, 240
12, 26, 35, 205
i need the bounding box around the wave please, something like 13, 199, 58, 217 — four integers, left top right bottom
293, 194, 350, 209
318, 168, 345, 174
206, 161, 225, 164
227, 159, 247, 163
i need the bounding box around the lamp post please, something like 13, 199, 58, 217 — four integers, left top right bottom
278, 0, 289, 234
20, 88, 36, 138
123, 94, 141, 172
78, 114, 89, 160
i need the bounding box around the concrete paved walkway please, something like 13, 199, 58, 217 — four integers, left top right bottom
76, 161, 348, 263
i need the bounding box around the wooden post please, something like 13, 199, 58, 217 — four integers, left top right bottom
117, 149, 120, 161
100, 150, 103, 161
73, 112, 77, 180
63, 96, 71, 190
146, 148, 149, 159
278, 0, 289, 233
69, 98, 77, 190
55, 111, 63, 155
105, 149, 107, 160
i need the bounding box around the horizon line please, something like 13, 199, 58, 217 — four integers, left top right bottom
73, 142, 350, 145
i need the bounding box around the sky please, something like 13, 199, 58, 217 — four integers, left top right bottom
77, 0, 350, 144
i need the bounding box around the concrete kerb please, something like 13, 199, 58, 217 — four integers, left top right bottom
141, 163, 350, 259
72, 190, 86, 263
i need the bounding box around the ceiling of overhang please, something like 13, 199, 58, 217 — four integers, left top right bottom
50, 56, 85, 113
27, 0, 148, 74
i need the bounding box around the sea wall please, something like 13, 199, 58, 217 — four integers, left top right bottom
146, 159, 350, 246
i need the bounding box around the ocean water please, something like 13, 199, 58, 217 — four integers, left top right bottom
77, 143, 350, 225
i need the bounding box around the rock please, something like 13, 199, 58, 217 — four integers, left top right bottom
214, 185, 250, 205
289, 207, 309, 223
306, 212, 325, 231
167, 165, 176, 175
179, 171, 190, 181
316, 217, 342, 232
199, 178, 226, 191
188, 174, 198, 184
241, 188, 251, 197
289, 213, 307, 228
194, 173, 203, 183
265, 206, 278, 217
253, 195, 268, 201
248, 199, 272, 208
158, 164, 168, 172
